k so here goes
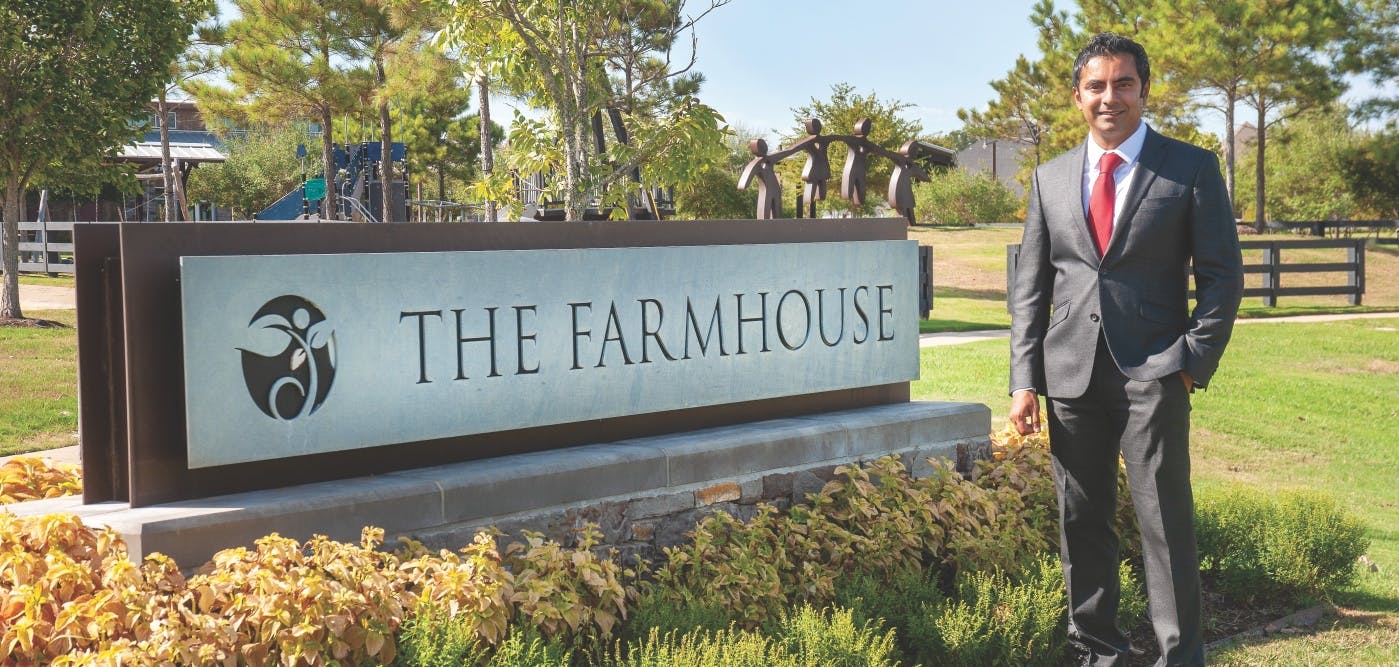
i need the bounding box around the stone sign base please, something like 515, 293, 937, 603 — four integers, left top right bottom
12, 401, 990, 568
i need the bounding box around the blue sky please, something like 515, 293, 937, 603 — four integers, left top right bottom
678, 0, 1045, 138
213, 0, 1392, 140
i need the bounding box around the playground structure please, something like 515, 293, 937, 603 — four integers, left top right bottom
256, 141, 408, 222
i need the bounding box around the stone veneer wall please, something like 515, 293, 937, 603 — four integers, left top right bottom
412, 409, 991, 566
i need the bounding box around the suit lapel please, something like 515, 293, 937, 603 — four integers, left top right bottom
1061, 142, 1094, 254
1105, 128, 1167, 259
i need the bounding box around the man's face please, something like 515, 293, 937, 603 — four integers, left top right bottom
1073, 53, 1149, 150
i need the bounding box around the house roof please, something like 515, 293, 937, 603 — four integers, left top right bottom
118, 141, 226, 163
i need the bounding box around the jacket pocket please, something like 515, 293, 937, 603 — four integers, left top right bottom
1048, 300, 1070, 329
1139, 301, 1179, 324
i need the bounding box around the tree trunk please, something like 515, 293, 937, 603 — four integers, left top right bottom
159, 91, 176, 221
1222, 93, 1236, 216
477, 74, 496, 222
1254, 101, 1266, 232
321, 106, 336, 221
562, 109, 582, 222
1, 174, 24, 319
378, 57, 393, 224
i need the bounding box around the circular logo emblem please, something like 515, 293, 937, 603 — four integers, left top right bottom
238, 295, 337, 420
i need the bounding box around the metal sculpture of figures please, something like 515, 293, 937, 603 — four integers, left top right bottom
738, 117, 955, 222
737, 139, 784, 220
841, 118, 872, 206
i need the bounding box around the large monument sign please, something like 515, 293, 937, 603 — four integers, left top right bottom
75, 219, 923, 506
180, 242, 917, 467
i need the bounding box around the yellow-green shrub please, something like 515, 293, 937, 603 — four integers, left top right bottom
2, 512, 631, 665
0, 513, 139, 663
504, 524, 635, 653
0, 457, 82, 504
398, 531, 516, 645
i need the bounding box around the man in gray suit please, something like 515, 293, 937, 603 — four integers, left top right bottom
1008, 33, 1243, 667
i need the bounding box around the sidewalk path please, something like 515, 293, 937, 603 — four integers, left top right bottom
916, 311, 1398, 348
18, 284, 76, 310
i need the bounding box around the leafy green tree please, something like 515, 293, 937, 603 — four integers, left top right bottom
673, 124, 757, 220
384, 38, 506, 216
957, 53, 1058, 178
1233, 107, 1358, 222
346, 0, 427, 222
192, 0, 367, 221
913, 169, 1023, 225
1146, 0, 1348, 224
1, 0, 199, 319
963, 0, 1211, 190
156, 2, 222, 222
1338, 128, 1399, 218
435, 0, 731, 221
777, 83, 924, 217
186, 124, 307, 219
1340, 0, 1398, 121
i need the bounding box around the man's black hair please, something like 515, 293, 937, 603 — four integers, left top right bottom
1072, 32, 1150, 88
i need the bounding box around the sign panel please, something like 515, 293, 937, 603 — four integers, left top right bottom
180, 241, 919, 468
303, 178, 326, 202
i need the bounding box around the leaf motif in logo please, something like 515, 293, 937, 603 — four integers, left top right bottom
307, 319, 332, 350
249, 313, 292, 331
240, 322, 291, 358
291, 347, 307, 371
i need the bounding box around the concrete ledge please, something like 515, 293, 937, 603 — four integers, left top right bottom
7, 400, 990, 567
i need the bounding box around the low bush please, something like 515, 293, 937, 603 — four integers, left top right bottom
2, 426, 1372, 666
906, 554, 1067, 667
1117, 560, 1149, 633
1196, 487, 1369, 603
646, 455, 1052, 629
606, 606, 898, 667
834, 568, 944, 658
503, 524, 635, 655
0, 456, 81, 503
394, 603, 490, 667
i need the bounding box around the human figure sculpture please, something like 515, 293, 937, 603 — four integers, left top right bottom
841, 118, 873, 206
737, 139, 782, 220
799, 119, 830, 214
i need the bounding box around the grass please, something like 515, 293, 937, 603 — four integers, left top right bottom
913, 318, 1399, 665
0, 309, 79, 456
17, 273, 76, 287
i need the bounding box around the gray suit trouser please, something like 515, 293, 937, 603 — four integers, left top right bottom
1047, 335, 1205, 667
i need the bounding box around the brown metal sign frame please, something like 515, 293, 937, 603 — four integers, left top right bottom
76, 219, 911, 507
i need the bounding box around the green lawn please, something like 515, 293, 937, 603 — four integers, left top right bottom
914, 317, 1399, 665
0, 309, 79, 455
17, 273, 76, 287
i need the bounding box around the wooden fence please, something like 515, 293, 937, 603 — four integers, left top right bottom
17, 220, 76, 274
1006, 238, 1368, 308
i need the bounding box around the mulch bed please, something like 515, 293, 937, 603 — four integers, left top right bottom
0, 318, 68, 329
1125, 590, 1316, 666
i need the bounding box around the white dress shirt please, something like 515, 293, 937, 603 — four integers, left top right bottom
1081, 121, 1148, 227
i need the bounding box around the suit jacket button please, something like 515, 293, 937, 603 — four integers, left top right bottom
1090, 314, 1100, 322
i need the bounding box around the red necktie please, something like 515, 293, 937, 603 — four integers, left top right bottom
1089, 152, 1124, 257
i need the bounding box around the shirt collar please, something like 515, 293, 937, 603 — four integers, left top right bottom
1085, 121, 1148, 171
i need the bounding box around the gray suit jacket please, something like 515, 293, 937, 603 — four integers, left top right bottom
1009, 128, 1244, 399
